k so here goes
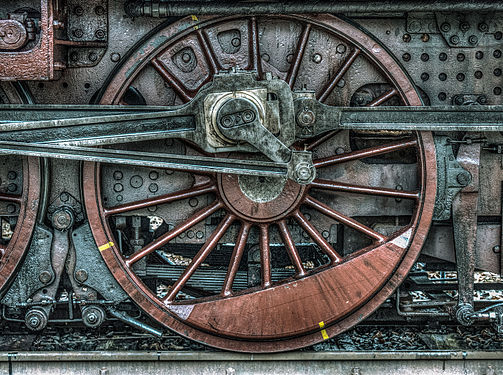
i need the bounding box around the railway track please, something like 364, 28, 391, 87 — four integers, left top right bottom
1, 351, 502, 375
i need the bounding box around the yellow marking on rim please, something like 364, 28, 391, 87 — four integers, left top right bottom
98, 241, 114, 252
318, 321, 329, 340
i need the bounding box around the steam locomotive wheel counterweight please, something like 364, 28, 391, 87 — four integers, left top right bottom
83, 14, 437, 352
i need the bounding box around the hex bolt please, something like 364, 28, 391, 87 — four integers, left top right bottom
7, 171, 17, 180
421, 72, 429, 81
494, 50, 502, 58
402, 34, 411, 43
454, 95, 465, 105
478, 95, 488, 104
39, 271, 52, 284
95, 6, 105, 15
88, 52, 98, 62
450, 35, 460, 45
421, 33, 430, 42
25, 308, 48, 331
95, 29, 105, 39
438, 73, 447, 81
72, 29, 83, 38
52, 207, 74, 231
296, 109, 316, 127
440, 22, 451, 32
294, 163, 315, 184
70, 52, 79, 61
75, 269, 88, 283
468, 35, 478, 45
82, 305, 106, 329
7, 204, 15, 214
478, 22, 489, 32
439, 52, 448, 61
420, 53, 429, 62
460, 22, 470, 32
74, 6, 84, 16
475, 51, 484, 59
113, 171, 123, 180
493, 245, 501, 253
457, 172, 471, 186
402, 53, 411, 62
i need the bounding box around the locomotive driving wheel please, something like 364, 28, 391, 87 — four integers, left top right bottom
0, 83, 40, 296
84, 14, 436, 351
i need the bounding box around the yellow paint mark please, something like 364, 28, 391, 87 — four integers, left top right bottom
98, 241, 114, 252
318, 321, 329, 340
191, 15, 199, 30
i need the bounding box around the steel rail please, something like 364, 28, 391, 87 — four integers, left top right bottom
1, 350, 501, 375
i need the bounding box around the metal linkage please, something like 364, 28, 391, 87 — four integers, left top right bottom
125, 0, 503, 18
2, 72, 503, 184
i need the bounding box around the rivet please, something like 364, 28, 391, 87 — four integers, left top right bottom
72, 29, 83, 38
110, 53, 121, 62
312, 53, 322, 63
95, 29, 105, 39
450, 35, 460, 45
440, 22, 451, 32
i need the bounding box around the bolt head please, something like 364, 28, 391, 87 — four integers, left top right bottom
296, 109, 315, 127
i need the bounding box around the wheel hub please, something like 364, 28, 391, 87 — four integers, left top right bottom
218, 173, 305, 222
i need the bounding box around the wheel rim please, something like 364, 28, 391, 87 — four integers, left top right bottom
0, 83, 40, 296
84, 14, 436, 352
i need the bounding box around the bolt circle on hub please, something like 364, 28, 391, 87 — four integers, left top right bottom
85, 14, 436, 352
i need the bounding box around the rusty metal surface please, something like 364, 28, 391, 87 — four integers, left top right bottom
80, 13, 438, 352
0, 0, 61, 81
0, 0, 502, 354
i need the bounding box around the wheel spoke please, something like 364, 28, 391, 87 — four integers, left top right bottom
367, 88, 398, 107
305, 196, 386, 242
248, 17, 263, 78
305, 130, 339, 151
259, 224, 272, 288
310, 179, 419, 200
313, 138, 417, 169
196, 29, 221, 74
0, 193, 22, 204
293, 210, 342, 263
163, 213, 235, 303
221, 221, 252, 296
125, 200, 223, 267
151, 58, 193, 103
278, 220, 306, 277
286, 23, 312, 88
104, 182, 216, 216
317, 48, 360, 103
